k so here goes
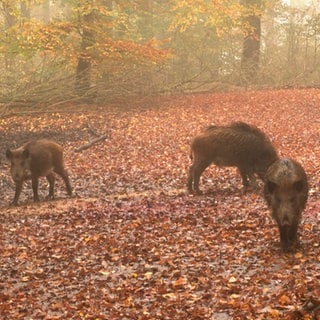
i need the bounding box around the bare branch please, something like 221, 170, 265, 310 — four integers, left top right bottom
74, 134, 108, 153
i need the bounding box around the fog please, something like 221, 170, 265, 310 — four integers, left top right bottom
0, 1, 319, 107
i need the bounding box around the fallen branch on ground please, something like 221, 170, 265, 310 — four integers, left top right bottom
74, 134, 108, 152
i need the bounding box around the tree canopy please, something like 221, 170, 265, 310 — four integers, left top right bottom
0, 0, 319, 106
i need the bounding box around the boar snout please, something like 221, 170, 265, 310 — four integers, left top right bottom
6, 148, 31, 182
264, 158, 308, 253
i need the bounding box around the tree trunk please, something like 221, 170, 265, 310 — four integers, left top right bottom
42, 0, 50, 23
3, 2, 17, 71
20, 1, 31, 19
241, 0, 261, 85
75, 11, 95, 96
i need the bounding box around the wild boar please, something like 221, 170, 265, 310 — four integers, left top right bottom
264, 158, 308, 252
187, 122, 278, 194
6, 139, 72, 205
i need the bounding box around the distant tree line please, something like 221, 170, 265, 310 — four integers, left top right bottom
0, 0, 319, 107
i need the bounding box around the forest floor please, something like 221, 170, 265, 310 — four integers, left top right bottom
0, 89, 319, 319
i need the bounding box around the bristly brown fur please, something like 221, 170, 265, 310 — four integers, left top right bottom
6, 139, 72, 205
188, 122, 278, 194
264, 158, 308, 252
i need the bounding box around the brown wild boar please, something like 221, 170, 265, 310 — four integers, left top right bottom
264, 158, 308, 252
187, 122, 278, 194
6, 139, 72, 205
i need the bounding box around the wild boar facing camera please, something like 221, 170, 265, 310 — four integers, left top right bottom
187, 122, 278, 194
6, 139, 72, 205
264, 158, 308, 252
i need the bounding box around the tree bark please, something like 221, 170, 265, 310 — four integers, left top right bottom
42, 0, 50, 23
20, 1, 31, 19
3, 2, 17, 71
75, 11, 95, 96
241, 0, 261, 85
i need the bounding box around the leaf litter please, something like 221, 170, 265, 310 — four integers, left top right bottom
0, 89, 319, 319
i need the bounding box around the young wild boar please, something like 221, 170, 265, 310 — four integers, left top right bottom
187, 122, 278, 194
6, 139, 72, 205
264, 158, 308, 252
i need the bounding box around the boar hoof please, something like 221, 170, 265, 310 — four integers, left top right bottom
281, 242, 298, 253
188, 189, 203, 195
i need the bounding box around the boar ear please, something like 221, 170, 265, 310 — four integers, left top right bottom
293, 180, 304, 192
6, 149, 12, 159
266, 180, 278, 194
22, 149, 30, 159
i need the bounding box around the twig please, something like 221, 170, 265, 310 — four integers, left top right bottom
74, 134, 108, 152
86, 122, 101, 137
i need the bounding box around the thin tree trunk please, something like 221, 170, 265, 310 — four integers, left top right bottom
20, 1, 31, 19
3, 2, 17, 71
75, 11, 95, 96
241, 0, 261, 85
42, 0, 50, 23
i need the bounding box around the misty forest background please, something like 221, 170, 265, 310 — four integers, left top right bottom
1, 0, 320, 108
1, 2, 320, 319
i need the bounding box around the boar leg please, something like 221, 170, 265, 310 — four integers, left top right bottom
247, 173, 259, 188
287, 224, 299, 250
239, 169, 252, 193
288, 224, 298, 243
187, 165, 195, 192
46, 173, 55, 199
191, 160, 211, 194
239, 169, 258, 191
279, 226, 290, 251
31, 176, 40, 202
239, 169, 250, 187
12, 180, 23, 206
54, 165, 72, 196
279, 225, 298, 252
